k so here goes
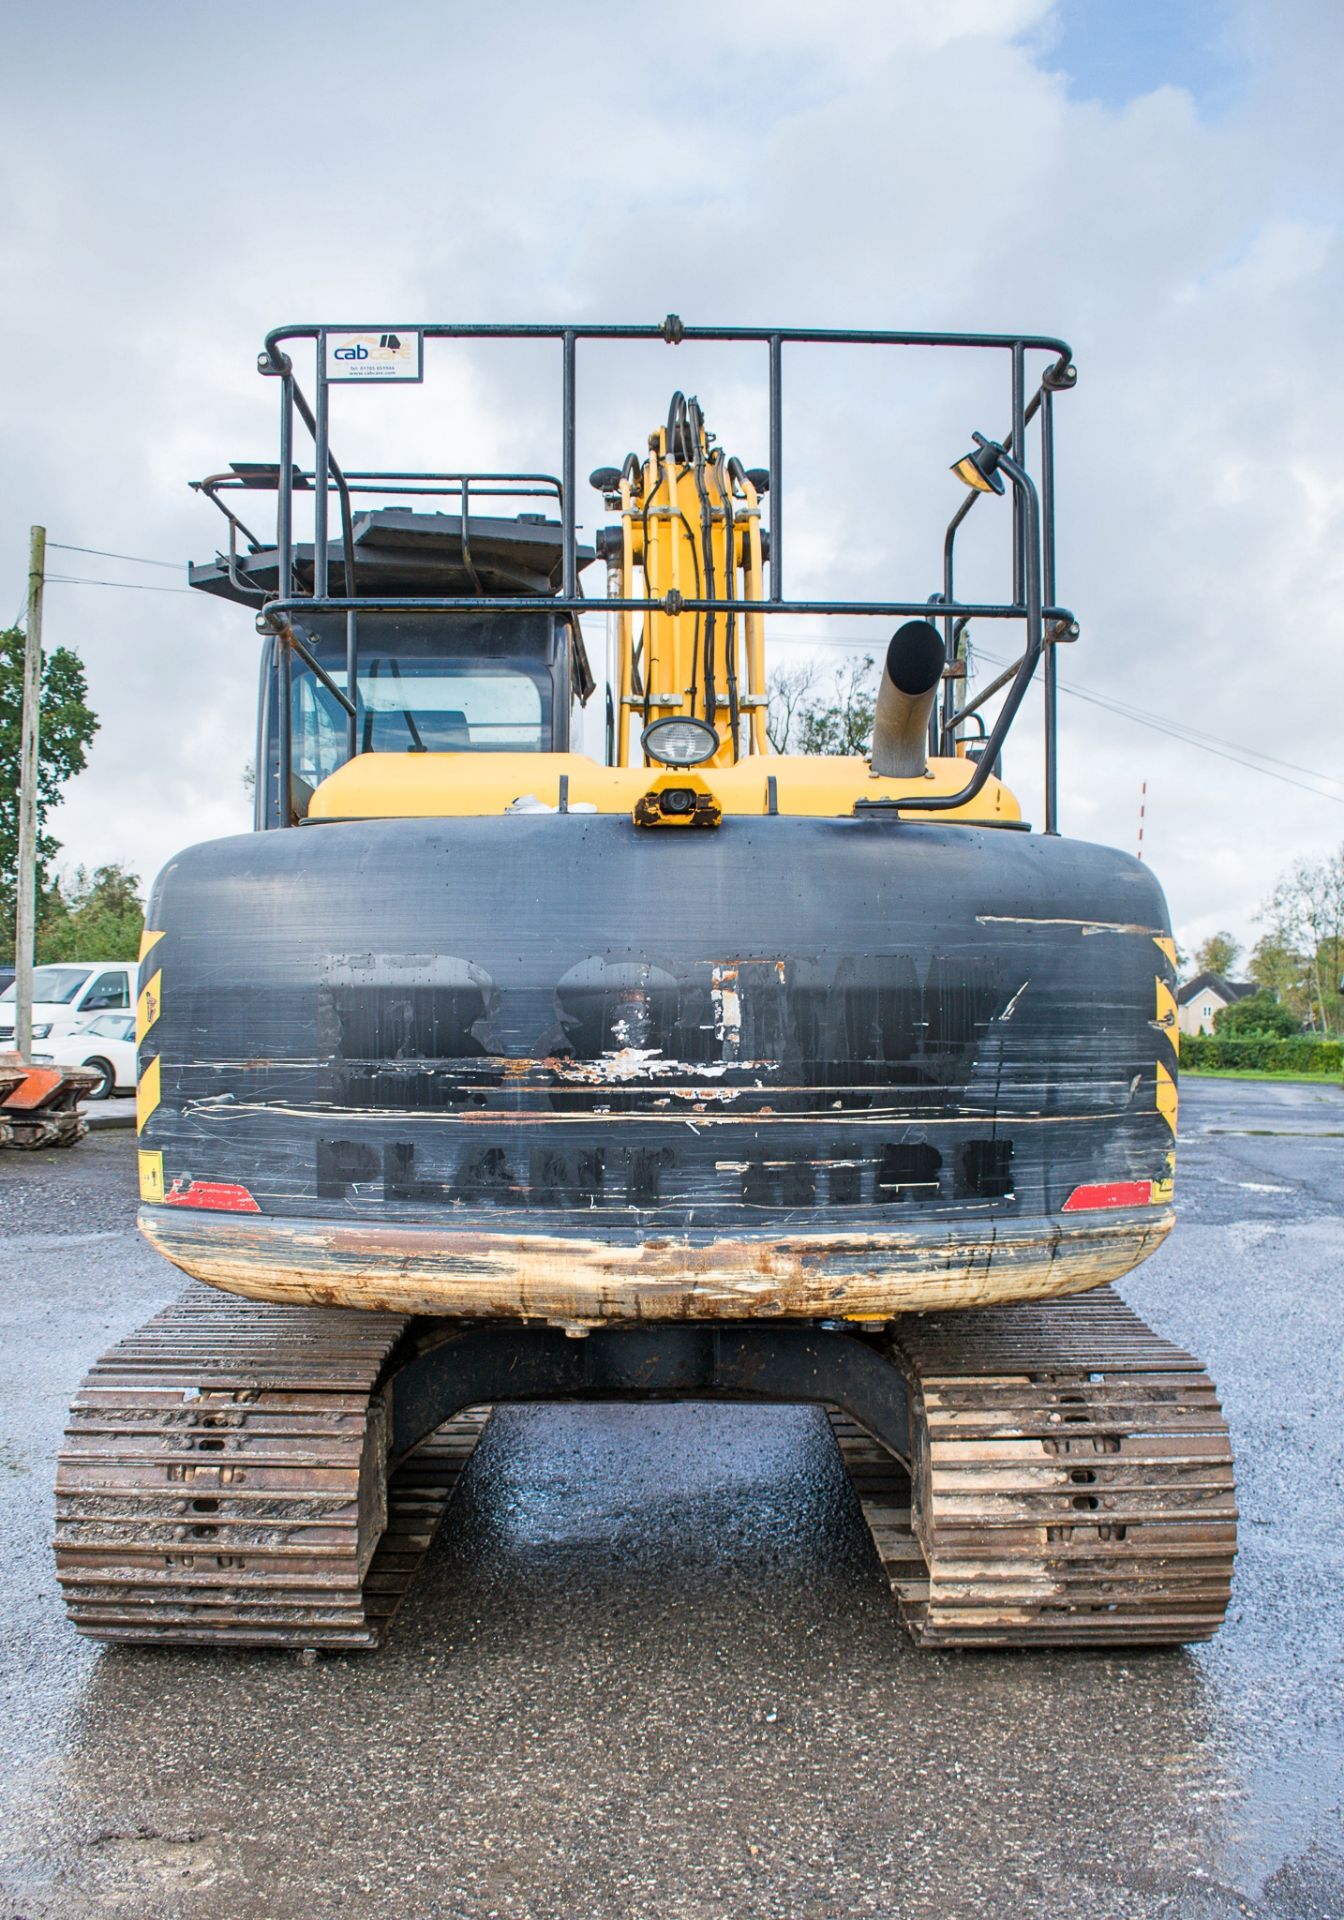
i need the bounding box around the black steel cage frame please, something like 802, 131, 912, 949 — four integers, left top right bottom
206, 319, 1079, 831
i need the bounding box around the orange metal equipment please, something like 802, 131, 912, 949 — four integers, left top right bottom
0, 1054, 100, 1149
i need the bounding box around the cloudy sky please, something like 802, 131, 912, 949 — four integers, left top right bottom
3, 0, 1341, 967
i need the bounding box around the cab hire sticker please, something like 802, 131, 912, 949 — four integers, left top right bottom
325, 330, 423, 382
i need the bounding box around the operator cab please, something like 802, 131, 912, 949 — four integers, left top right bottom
188, 488, 594, 827
256, 608, 587, 827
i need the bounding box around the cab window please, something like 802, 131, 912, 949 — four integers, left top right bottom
292, 660, 549, 791
269, 610, 562, 823
81, 970, 130, 1012
85, 1013, 135, 1040
1, 965, 91, 1005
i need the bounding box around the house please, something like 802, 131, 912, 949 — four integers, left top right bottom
1176, 972, 1257, 1037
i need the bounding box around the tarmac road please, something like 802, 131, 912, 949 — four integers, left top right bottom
0, 1079, 1341, 1920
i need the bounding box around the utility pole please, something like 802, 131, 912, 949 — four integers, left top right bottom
14, 526, 45, 1063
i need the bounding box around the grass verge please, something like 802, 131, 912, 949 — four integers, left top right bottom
1182, 1068, 1341, 1085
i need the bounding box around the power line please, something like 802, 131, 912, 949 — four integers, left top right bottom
47, 542, 183, 570
966, 642, 1344, 799
765, 626, 1344, 805
1063, 683, 1344, 791
45, 575, 197, 596
1048, 670, 1342, 787
1052, 684, 1344, 804
953, 642, 1344, 805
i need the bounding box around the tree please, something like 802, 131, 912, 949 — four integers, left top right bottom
38, 867, 144, 967
37, 864, 145, 963
1249, 933, 1312, 1025
1212, 992, 1299, 1039
0, 626, 99, 954
766, 662, 817, 754
1258, 847, 1344, 1035
1194, 931, 1241, 978
768, 654, 877, 757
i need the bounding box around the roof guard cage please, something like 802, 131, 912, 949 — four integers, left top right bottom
225, 320, 1078, 831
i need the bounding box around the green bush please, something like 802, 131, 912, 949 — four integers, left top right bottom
1212, 992, 1300, 1039
1181, 1033, 1342, 1074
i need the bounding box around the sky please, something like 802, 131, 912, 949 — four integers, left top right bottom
2, 0, 1341, 969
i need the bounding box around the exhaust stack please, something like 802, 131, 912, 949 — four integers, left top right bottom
869, 620, 948, 778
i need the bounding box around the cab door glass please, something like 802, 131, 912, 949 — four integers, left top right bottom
81, 971, 130, 1012
291, 658, 549, 778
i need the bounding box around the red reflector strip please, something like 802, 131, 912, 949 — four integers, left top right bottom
163, 1179, 261, 1214
1062, 1179, 1154, 1212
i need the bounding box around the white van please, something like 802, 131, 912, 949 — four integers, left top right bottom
0, 961, 138, 1046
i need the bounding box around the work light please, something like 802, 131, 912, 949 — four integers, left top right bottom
951, 432, 1006, 496
641, 717, 719, 767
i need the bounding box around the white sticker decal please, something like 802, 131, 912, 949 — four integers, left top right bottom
325, 331, 423, 382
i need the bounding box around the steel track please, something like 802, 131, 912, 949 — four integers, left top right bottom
55, 1287, 488, 1648
835, 1285, 1237, 1646
56, 1283, 1235, 1651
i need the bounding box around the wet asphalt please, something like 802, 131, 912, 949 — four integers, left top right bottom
0, 1080, 1341, 1920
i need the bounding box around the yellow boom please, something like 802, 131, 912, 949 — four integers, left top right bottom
607, 395, 768, 766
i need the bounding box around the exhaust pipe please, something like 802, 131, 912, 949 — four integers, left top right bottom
869, 620, 947, 778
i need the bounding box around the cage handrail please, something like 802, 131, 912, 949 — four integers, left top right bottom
260, 594, 1072, 621
896, 447, 1044, 815
192, 474, 271, 601
261, 320, 1074, 360
240, 318, 1076, 827
937, 361, 1075, 831
202, 468, 564, 497
271, 616, 356, 719
194, 467, 569, 579
263, 323, 1071, 612
287, 374, 357, 598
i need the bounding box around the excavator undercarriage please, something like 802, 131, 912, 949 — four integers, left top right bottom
56, 1282, 1234, 1651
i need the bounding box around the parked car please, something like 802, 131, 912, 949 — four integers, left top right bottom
33, 1012, 138, 1100
0, 961, 137, 1047
0, 966, 14, 997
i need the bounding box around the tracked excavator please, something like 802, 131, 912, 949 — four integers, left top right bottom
55, 320, 1236, 1650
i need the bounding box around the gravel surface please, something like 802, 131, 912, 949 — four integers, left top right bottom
0, 1080, 1341, 1920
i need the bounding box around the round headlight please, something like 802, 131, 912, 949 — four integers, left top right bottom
641, 717, 719, 768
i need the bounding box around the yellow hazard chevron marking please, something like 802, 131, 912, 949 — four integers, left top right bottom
1156, 1059, 1177, 1135
136, 1055, 161, 1133
1155, 976, 1179, 1056
1151, 1150, 1175, 1206
139, 928, 165, 963
136, 968, 162, 1045
138, 1149, 165, 1203
1153, 934, 1177, 971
